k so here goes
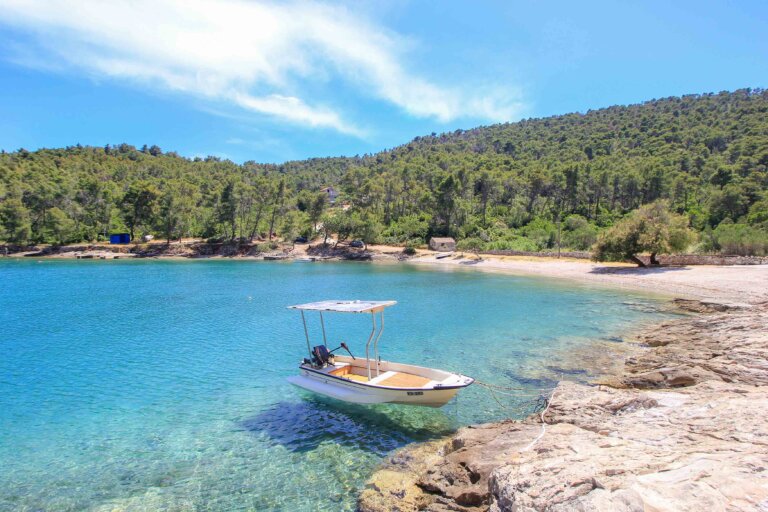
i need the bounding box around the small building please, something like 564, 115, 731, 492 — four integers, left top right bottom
109, 233, 131, 244
321, 186, 338, 204
429, 237, 456, 252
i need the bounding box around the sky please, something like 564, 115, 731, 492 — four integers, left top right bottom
0, 0, 766, 164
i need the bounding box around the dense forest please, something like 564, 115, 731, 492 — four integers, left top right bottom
1, 89, 767, 255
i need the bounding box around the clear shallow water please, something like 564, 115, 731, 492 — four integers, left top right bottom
0, 260, 670, 511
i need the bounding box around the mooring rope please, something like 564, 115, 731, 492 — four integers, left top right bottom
472, 378, 557, 451
522, 386, 556, 451
474, 379, 553, 395
473, 379, 553, 414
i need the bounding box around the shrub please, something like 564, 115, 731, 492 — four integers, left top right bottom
709, 223, 768, 256
520, 218, 556, 250
747, 198, 768, 226
381, 214, 430, 243
255, 242, 278, 252
562, 215, 598, 250
456, 237, 485, 252
484, 237, 539, 252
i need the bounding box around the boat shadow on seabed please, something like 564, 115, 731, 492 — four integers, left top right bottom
238, 394, 459, 456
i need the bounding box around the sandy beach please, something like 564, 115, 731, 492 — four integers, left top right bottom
404, 251, 768, 306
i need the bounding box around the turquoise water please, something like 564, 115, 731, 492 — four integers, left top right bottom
0, 260, 669, 511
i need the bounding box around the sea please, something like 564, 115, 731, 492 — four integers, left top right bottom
0, 259, 671, 511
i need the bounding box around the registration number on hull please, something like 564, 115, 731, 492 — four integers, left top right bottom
407, 391, 424, 396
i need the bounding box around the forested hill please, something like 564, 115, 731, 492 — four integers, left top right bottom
1, 88, 767, 254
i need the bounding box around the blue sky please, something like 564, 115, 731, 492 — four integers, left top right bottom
0, 0, 766, 163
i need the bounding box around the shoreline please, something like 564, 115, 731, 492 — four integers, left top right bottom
6, 242, 766, 306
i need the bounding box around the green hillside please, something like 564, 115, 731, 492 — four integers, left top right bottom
1, 89, 767, 255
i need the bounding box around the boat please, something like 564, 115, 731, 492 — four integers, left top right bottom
286, 300, 474, 407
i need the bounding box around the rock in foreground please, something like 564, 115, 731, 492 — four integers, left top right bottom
358, 303, 768, 512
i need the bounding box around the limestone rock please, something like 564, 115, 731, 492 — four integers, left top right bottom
358, 439, 448, 512
623, 303, 768, 388
358, 302, 768, 512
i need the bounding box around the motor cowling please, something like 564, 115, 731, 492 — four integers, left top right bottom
311, 345, 331, 367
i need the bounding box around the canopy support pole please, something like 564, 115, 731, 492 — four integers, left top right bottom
301, 311, 312, 360
365, 312, 377, 380
372, 310, 385, 377
319, 312, 327, 347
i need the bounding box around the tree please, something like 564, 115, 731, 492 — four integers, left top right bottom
0, 197, 32, 243
217, 180, 238, 239
435, 174, 459, 235
268, 179, 285, 240
77, 178, 116, 241
243, 177, 271, 241
708, 184, 749, 225
158, 180, 199, 243
474, 172, 498, 226
122, 181, 159, 240
592, 200, 695, 266
320, 211, 360, 245
352, 211, 382, 244
46, 207, 76, 245
307, 192, 327, 234
280, 210, 307, 244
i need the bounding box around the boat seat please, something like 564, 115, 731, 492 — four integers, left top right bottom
377, 372, 432, 388
329, 365, 370, 382
344, 374, 370, 383
367, 371, 396, 385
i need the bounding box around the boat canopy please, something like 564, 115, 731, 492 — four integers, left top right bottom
288, 300, 396, 314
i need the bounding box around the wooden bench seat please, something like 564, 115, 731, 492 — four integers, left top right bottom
330, 365, 432, 388
377, 372, 432, 388
330, 365, 370, 382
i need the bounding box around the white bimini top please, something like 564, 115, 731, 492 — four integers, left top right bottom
288, 300, 396, 313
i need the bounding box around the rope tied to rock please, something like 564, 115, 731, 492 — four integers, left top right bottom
522, 387, 556, 452
474, 379, 554, 394
473, 379, 553, 415
472, 379, 558, 452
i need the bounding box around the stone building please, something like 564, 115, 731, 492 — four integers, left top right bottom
428, 237, 456, 252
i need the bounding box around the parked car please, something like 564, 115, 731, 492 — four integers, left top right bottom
294, 236, 308, 244
350, 240, 365, 248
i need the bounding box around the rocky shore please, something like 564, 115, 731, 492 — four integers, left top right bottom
0, 240, 397, 261
358, 299, 768, 511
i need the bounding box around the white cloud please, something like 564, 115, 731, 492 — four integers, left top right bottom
0, 0, 525, 134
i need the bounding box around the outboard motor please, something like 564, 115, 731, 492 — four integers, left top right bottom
311, 345, 331, 367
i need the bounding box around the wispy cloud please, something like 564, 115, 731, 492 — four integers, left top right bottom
0, 0, 525, 135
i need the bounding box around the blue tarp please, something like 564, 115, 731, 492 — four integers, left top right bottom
109, 233, 131, 244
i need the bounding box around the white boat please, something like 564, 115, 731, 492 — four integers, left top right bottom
286, 300, 474, 407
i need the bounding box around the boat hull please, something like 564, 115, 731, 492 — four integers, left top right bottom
287, 370, 463, 407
